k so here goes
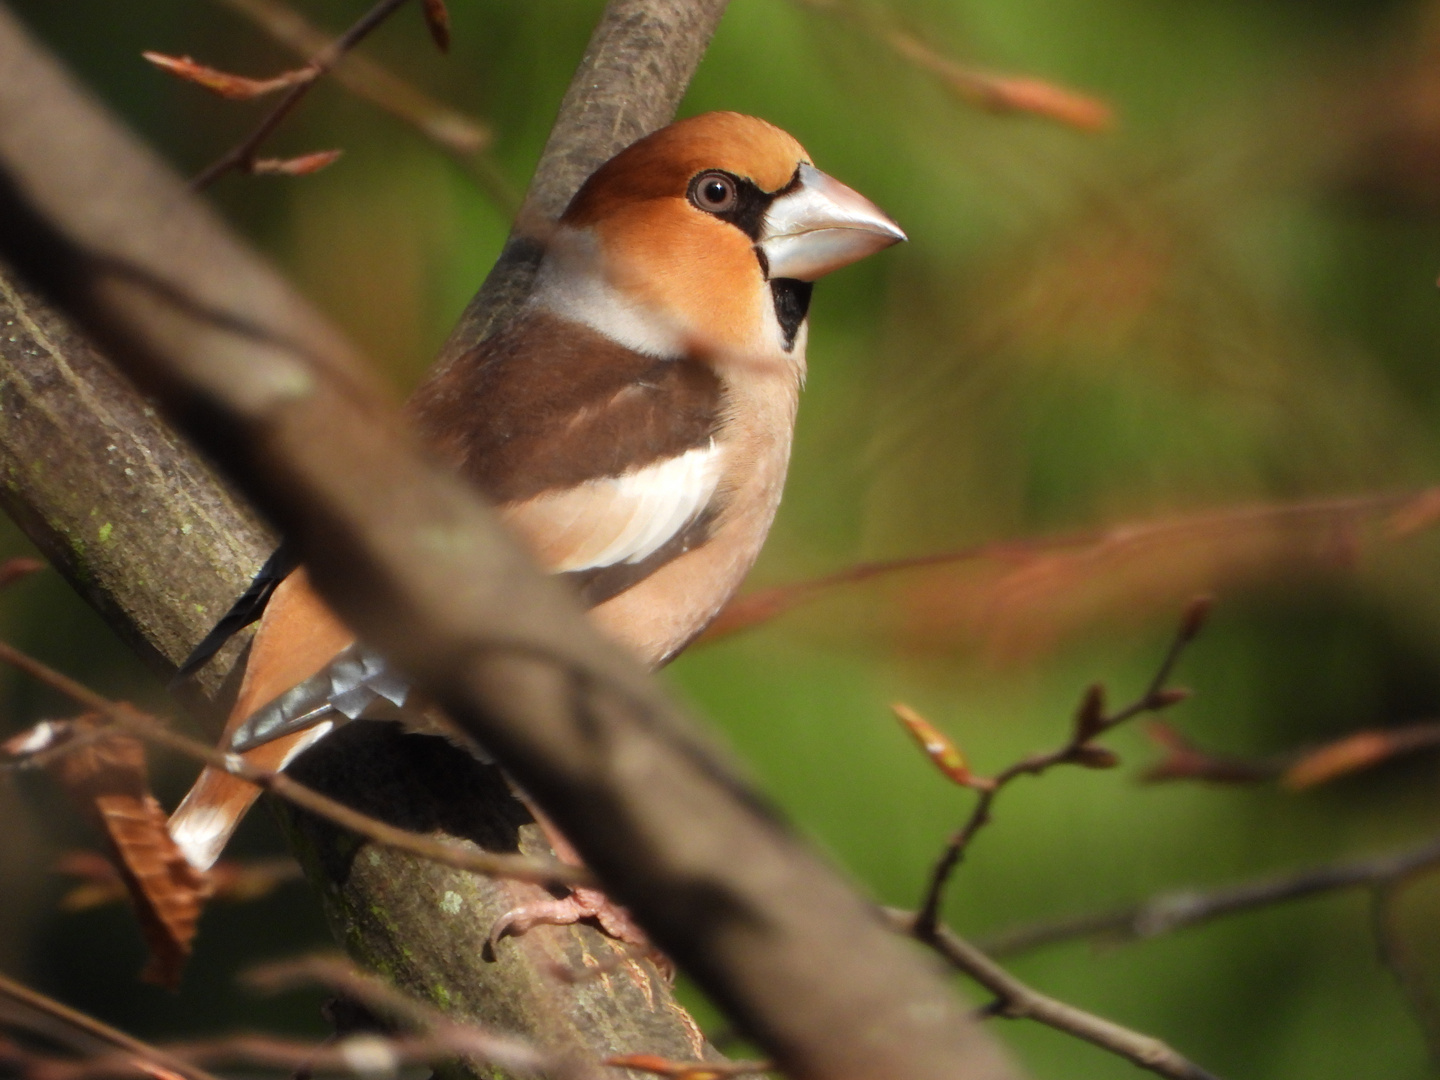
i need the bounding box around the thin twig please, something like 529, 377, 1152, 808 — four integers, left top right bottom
191, 0, 411, 190
0, 1033, 484, 1080
912, 597, 1210, 939
0, 973, 223, 1080
207, 0, 517, 209
885, 914, 1222, 1080
241, 956, 582, 1079
1370, 883, 1440, 1062
0, 639, 587, 888
785, 0, 1111, 130
975, 833, 1440, 958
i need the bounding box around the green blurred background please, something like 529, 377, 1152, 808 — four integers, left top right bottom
5, 0, 1440, 1076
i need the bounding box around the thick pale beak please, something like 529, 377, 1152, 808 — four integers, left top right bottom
758, 162, 906, 281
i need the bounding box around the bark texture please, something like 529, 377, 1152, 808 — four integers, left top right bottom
0, 265, 272, 700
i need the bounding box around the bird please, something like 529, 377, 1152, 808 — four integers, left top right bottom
167, 112, 906, 921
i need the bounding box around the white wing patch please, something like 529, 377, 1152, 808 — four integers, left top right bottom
504, 441, 723, 573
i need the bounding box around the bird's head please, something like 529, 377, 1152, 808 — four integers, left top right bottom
540, 112, 905, 360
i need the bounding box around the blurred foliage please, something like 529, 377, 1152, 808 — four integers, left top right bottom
6, 0, 1440, 1076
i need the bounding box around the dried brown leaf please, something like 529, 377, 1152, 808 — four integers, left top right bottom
142, 51, 315, 100
48, 719, 209, 988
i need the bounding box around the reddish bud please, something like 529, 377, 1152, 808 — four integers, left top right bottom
249, 150, 344, 177
1072, 683, 1107, 741
1178, 594, 1214, 643
1149, 687, 1193, 709
1070, 744, 1120, 769
422, 0, 452, 52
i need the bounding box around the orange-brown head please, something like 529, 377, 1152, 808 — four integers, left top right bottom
540, 112, 904, 360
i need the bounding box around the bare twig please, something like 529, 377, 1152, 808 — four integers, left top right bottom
1138, 721, 1282, 785
785, 0, 1111, 130
699, 489, 1435, 646
977, 833, 1440, 958
885, 914, 1220, 1080
0, 1033, 503, 1080
241, 956, 574, 1078
911, 597, 1210, 939
0, 973, 223, 1080
191, 0, 412, 189
53, 850, 303, 910
207, 0, 516, 209
0, 640, 587, 888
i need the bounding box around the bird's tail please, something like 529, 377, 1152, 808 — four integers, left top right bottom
168, 722, 338, 870
166, 567, 359, 871
168, 765, 261, 872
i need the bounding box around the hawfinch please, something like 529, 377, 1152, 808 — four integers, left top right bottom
168, 111, 906, 883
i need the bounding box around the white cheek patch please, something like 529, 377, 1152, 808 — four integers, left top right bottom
505, 441, 724, 573
531, 226, 688, 359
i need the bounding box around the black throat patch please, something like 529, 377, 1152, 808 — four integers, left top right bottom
770, 278, 812, 352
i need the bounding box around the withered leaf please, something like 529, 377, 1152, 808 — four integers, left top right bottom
48, 718, 210, 988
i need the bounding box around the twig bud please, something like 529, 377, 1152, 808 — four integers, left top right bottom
1072, 683, 1107, 741
1069, 744, 1120, 770
1178, 594, 1214, 643
421, 0, 452, 52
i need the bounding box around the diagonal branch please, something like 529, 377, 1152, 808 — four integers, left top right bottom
0, 4, 1020, 1080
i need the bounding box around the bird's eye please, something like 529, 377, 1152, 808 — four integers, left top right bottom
690, 171, 737, 214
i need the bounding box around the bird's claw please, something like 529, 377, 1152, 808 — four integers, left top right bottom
489, 885, 650, 951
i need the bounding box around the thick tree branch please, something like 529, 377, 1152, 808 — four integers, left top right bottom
435, 0, 730, 362
0, 5, 1019, 1080
0, 0, 723, 1073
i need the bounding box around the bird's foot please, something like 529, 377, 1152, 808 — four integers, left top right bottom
489, 884, 649, 950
